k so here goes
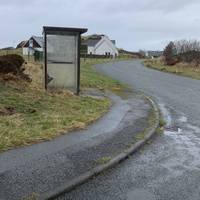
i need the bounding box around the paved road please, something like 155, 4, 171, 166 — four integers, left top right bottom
60, 60, 200, 200
0, 91, 151, 200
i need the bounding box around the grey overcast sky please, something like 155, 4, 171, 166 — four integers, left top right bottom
1, 0, 200, 51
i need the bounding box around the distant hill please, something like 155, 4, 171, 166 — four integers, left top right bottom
118, 49, 144, 58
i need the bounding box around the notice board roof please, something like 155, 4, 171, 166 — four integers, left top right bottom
43, 26, 88, 35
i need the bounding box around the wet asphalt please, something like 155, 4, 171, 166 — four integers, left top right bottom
60, 60, 200, 200
0, 88, 152, 200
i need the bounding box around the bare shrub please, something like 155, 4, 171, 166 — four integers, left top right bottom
163, 39, 200, 66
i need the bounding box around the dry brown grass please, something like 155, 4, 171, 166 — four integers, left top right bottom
144, 58, 200, 80
24, 62, 43, 89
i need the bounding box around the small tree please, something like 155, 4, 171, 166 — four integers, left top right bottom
163, 42, 177, 65
139, 50, 146, 58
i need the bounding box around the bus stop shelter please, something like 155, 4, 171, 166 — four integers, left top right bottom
43, 26, 87, 94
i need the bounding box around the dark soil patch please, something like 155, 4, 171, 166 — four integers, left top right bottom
0, 106, 16, 116
0, 54, 31, 82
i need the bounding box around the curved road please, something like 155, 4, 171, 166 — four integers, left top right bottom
60, 60, 200, 200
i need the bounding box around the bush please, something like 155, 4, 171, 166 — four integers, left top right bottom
177, 51, 200, 65
0, 54, 31, 82
0, 54, 25, 74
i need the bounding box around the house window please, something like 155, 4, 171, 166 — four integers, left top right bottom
29, 39, 33, 48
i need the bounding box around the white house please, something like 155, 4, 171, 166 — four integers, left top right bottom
83, 35, 118, 57
16, 36, 43, 55
17, 34, 119, 57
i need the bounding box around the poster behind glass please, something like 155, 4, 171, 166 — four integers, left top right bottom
46, 34, 77, 91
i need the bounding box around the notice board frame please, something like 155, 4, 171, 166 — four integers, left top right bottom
43, 26, 87, 94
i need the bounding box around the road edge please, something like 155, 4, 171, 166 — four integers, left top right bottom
39, 95, 160, 200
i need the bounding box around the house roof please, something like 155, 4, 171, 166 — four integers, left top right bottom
82, 38, 101, 47
82, 34, 104, 40
16, 40, 27, 48
21, 36, 43, 48
32, 36, 43, 48
82, 34, 117, 47
82, 34, 104, 46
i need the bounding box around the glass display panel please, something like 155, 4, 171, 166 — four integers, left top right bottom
46, 34, 77, 91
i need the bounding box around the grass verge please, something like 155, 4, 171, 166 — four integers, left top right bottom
134, 105, 158, 142
0, 58, 123, 152
81, 58, 126, 91
144, 59, 200, 80
96, 156, 112, 165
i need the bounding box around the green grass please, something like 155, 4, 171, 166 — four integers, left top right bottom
0, 83, 110, 152
144, 59, 200, 80
22, 193, 39, 200
134, 107, 157, 142
81, 58, 125, 91
159, 118, 166, 127
0, 58, 125, 152
96, 156, 112, 165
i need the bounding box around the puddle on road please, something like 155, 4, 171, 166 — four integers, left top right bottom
127, 189, 156, 200
124, 101, 200, 199
178, 116, 188, 123
157, 101, 200, 172
162, 127, 200, 174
